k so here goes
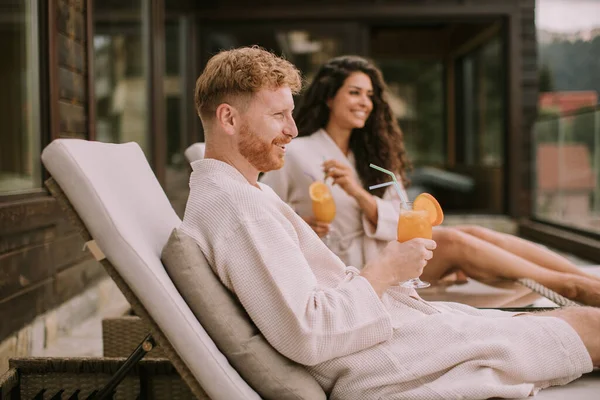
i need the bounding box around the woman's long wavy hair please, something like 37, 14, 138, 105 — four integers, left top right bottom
294, 55, 412, 198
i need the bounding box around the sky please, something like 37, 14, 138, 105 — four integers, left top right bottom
536, 0, 600, 32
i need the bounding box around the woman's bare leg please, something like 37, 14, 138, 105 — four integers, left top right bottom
453, 225, 600, 282
422, 227, 600, 307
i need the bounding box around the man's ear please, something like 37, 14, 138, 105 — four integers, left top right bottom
215, 103, 237, 136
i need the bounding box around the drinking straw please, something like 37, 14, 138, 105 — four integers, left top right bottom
368, 181, 395, 190
369, 163, 409, 207
303, 171, 317, 181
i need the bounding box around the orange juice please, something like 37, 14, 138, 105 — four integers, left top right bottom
312, 197, 336, 223
397, 207, 432, 242
309, 181, 336, 223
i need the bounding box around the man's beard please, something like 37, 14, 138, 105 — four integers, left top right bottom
238, 123, 287, 172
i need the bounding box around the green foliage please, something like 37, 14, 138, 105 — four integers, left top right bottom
571, 109, 598, 152
539, 36, 600, 96
538, 64, 554, 93
537, 36, 599, 148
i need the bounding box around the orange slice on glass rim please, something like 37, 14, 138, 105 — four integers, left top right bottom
309, 181, 332, 202
413, 193, 444, 226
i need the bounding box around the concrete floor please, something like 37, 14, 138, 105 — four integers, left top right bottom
35, 294, 128, 358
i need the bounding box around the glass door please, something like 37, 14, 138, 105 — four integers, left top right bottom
455, 34, 507, 213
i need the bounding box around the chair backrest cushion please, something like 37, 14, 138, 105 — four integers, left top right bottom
162, 228, 327, 400
185, 142, 205, 163
40, 139, 259, 400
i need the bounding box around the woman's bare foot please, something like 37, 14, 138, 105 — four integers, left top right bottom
571, 275, 600, 307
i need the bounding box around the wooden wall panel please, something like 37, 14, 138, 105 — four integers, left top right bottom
519, 0, 537, 216
59, 101, 87, 134
0, 282, 55, 341
58, 67, 86, 104
55, 0, 88, 140
0, 198, 61, 236
54, 259, 106, 304
0, 0, 104, 344
57, 0, 85, 42
58, 34, 85, 73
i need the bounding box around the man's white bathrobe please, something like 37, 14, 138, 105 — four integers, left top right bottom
181, 159, 592, 400
261, 129, 404, 269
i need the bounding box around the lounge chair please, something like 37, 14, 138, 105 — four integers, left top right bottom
41, 139, 256, 399
32, 139, 598, 399
184, 142, 205, 163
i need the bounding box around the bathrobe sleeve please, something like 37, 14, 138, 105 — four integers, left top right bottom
211, 214, 393, 366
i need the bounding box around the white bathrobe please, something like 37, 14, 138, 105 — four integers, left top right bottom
261, 129, 404, 269
181, 159, 592, 400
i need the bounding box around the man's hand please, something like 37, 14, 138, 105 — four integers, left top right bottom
301, 215, 331, 238
360, 238, 437, 296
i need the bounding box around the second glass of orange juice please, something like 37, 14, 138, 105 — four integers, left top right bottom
397, 202, 432, 242
397, 193, 444, 289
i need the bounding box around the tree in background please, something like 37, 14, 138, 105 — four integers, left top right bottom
538, 64, 554, 93
539, 36, 600, 97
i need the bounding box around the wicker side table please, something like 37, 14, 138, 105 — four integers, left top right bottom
0, 357, 199, 399
103, 316, 167, 359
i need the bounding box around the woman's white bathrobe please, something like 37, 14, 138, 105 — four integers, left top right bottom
181, 159, 592, 400
261, 129, 405, 269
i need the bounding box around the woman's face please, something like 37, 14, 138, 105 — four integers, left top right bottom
327, 71, 374, 130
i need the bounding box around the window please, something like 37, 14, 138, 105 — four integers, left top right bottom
375, 59, 445, 166
0, 0, 41, 195
93, 1, 150, 157
164, 15, 192, 216
533, 0, 600, 233
458, 36, 505, 168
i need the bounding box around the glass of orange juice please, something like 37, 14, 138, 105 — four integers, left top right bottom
309, 181, 336, 244
367, 164, 444, 289
397, 202, 432, 288
397, 193, 444, 289
397, 203, 432, 242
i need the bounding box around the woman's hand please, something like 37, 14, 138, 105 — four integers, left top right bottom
301, 216, 331, 238
323, 159, 379, 226
323, 159, 364, 198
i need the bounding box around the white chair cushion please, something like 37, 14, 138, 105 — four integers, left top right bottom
185, 142, 205, 163
41, 139, 259, 400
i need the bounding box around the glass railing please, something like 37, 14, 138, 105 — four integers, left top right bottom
532, 106, 600, 234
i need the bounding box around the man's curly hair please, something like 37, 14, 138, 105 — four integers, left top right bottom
294, 55, 412, 196
195, 46, 302, 123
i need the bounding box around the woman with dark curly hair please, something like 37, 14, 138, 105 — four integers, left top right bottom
261, 55, 600, 306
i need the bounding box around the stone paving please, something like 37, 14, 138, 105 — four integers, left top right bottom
35, 296, 128, 358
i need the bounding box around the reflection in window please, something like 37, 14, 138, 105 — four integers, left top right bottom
533, 111, 600, 232
276, 30, 340, 83
203, 27, 344, 94
376, 60, 445, 166
533, 0, 600, 232
458, 37, 505, 167
93, 1, 149, 157
164, 17, 190, 217
0, 1, 40, 194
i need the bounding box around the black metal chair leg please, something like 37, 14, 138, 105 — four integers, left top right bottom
92, 334, 156, 400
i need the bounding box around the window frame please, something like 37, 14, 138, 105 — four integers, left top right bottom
0, 0, 48, 202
